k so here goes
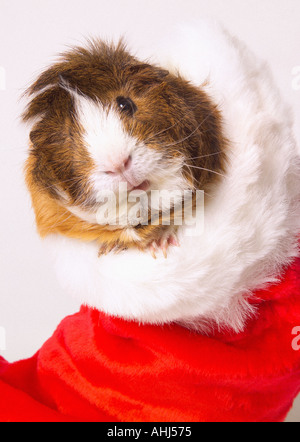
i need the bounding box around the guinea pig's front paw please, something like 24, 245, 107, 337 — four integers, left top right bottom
148, 233, 180, 260
98, 243, 128, 257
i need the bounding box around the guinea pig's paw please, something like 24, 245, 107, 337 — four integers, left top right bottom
98, 243, 128, 257
148, 232, 180, 260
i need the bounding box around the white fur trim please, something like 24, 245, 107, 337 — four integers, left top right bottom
44, 22, 300, 332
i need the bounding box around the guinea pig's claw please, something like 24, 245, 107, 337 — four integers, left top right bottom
149, 243, 158, 260
149, 234, 179, 260
161, 239, 168, 259
168, 235, 180, 247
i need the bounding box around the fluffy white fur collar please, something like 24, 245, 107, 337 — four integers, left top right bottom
45, 22, 300, 332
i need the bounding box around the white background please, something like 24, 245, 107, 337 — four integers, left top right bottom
0, 0, 299, 421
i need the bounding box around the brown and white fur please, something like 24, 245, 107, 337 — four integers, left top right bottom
24, 39, 226, 258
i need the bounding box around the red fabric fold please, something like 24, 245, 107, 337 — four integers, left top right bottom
1, 258, 300, 422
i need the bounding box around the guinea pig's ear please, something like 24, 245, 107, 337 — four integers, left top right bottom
27, 63, 65, 96
22, 63, 61, 122
23, 86, 57, 122
22, 69, 75, 126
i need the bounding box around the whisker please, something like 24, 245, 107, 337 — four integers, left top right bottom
184, 164, 226, 178
142, 97, 223, 145
161, 149, 222, 165
180, 168, 216, 199
156, 108, 218, 149
189, 151, 222, 160
47, 210, 75, 230
143, 119, 183, 143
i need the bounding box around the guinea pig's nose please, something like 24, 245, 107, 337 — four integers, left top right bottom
105, 155, 132, 175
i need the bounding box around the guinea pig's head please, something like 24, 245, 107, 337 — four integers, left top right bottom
24, 40, 225, 223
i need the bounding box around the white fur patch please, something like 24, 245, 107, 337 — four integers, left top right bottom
71, 92, 189, 225
45, 22, 300, 333
75, 96, 136, 173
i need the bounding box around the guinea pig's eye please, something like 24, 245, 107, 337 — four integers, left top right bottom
116, 96, 137, 116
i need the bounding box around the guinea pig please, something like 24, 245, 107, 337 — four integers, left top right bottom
23, 40, 226, 258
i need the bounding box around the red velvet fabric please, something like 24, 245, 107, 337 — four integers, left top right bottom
0, 258, 300, 422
